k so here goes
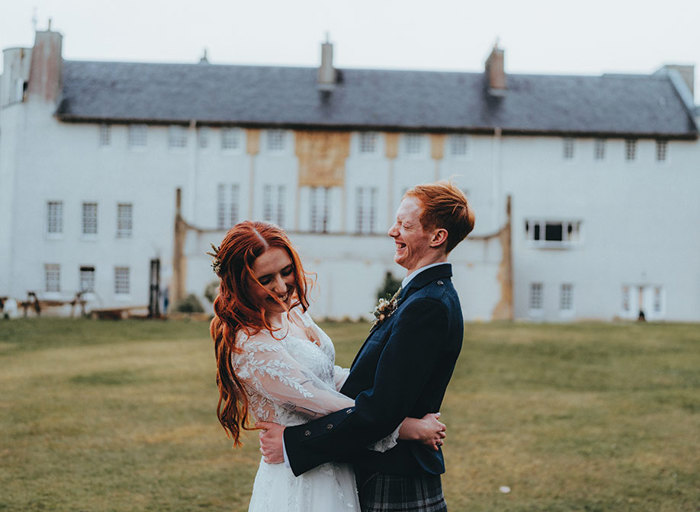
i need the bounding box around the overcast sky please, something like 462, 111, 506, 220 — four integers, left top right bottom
2, 0, 700, 93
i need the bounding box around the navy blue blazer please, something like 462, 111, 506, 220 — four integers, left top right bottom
284, 263, 464, 477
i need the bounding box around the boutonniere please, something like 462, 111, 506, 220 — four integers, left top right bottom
371, 288, 402, 329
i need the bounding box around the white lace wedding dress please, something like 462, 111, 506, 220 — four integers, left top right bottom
232, 308, 396, 512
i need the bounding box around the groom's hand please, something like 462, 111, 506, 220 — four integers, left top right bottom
256, 422, 285, 464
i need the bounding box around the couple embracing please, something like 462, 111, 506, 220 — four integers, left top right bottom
209, 181, 475, 511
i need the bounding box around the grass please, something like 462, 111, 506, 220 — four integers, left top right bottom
0, 319, 698, 511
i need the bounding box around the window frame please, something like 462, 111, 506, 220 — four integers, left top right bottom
562, 137, 575, 160
168, 125, 188, 149
79, 265, 96, 294
46, 200, 64, 238
524, 219, 582, 248
402, 133, 427, 157
655, 140, 668, 162
81, 202, 98, 238
529, 282, 544, 316
309, 186, 331, 233
128, 124, 148, 148
116, 203, 133, 239
355, 186, 378, 234
114, 266, 131, 297
221, 128, 243, 152
448, 134, 470, 158
45, 263, 61, 294
216, 183, 241, 230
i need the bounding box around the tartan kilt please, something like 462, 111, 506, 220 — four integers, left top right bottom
358, 473, 447, 512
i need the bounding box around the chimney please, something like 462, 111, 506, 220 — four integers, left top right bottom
317, 36, 337, 92
485, 43, 506, 97
1, 47, 32, 106
660, 64, 694, 100
27, 26, 63, 103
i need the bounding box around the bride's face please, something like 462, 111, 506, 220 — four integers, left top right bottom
248, 247, 296, 315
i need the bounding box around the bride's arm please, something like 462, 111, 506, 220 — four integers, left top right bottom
235, 332, 354, 419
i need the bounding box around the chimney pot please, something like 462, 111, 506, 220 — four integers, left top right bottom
318, 39, 337, 92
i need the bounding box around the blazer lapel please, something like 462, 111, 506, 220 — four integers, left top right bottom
349, 264, 452, 370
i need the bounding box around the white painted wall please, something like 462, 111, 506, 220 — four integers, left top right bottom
2, 57, 698, 322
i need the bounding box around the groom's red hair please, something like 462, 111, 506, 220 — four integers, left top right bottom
405, 181, 475, 253
210, 221, 310, 446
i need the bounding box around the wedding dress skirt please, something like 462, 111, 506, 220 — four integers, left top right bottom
232, 308, 396, 512
248, 457, 359, 511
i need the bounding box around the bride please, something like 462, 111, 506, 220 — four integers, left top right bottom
209, 221, 446, 511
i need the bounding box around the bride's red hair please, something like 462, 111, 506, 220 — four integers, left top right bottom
209, 221, 310, 446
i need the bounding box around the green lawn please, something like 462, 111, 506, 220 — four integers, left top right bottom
0, 319, 698, 511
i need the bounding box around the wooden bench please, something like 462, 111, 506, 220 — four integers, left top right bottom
89, 305, 149, 320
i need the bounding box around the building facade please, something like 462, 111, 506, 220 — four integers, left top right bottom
1, 30, 698, 321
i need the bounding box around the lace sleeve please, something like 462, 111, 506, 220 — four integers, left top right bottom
368, 425, 399, 452
333, 365, 350, 391
234, 332, 354, 419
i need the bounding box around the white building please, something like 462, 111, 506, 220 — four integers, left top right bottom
1, 30, 699, 321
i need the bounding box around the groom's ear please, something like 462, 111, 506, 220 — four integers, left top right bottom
429, 228, 449, 249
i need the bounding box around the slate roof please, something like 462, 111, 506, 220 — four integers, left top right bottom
56, 60, 698, 138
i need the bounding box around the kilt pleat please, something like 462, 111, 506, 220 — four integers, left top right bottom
359, 473, 447, 512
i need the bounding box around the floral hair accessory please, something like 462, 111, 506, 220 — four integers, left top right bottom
207, 243, 222, 276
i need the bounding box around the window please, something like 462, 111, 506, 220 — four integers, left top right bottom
449, 135, 469, 156
403, 134, 425, 155
621, 285, 631, 314
82, 202, 98, 236
99, 124, 111, 146
217, 184, 240, 229
656, 140, 668, 162
266, 130, 286, 152
168, 125, 188, 148
198, 127, 210, 149
47, 201, 63, 235
355, 187, 377, 234
653, 286, 663, 314
560, 283, 574, 312
79, 266, 95, 293
221, 128, 241, 151
563, 138, 574, 159
263, 185, 285, 227
128, 124, 147, 147
529, 283, 543, 311
45, 264, 61, 293
114, 267, 130, 295
525, 220, 581, 247
309, 187, 331, 233
625, 139, 637, 161
116, 203, 133, 238
359, 132, 378, 154
594, 138, 606, 160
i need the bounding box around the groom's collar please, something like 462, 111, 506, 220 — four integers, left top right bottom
400, 263, 452, 298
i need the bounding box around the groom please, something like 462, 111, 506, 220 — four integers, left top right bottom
259, 181, 475, 511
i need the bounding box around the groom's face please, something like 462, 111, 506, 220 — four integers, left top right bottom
388, 197, 433, 273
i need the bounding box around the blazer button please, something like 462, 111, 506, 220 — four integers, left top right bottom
437, 280, 444, 286
304, 430, 311, 437
326, 423, 334, 430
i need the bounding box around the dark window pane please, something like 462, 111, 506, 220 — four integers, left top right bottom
545, 223, 563, 241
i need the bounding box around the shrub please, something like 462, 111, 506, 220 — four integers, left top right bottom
173, 293, 204, 313
377, 271, 402, 301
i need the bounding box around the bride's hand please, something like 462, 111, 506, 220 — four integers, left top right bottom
398, 413, 446, 451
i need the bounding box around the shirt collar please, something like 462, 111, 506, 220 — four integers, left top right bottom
401, 262, 449, 289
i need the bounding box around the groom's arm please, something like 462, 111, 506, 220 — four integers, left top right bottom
283, 298, 451, 476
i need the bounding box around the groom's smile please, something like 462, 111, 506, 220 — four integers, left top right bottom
388, 197, 435, 274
